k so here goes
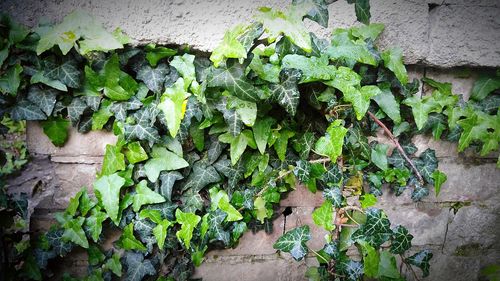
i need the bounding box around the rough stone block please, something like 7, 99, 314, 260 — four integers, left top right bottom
280, 185, 324, 207
427, 4, 500, 67
206, 207, 329, 257
424, 68, 477, 100
26, 121, 117, 157
422, 252, 481, 281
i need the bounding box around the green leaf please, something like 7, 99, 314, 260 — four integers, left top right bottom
312, 201, 334, 231
41, 117, 70, 147
422, 77, 452, 95
431, 170, 447, 197
273, 129, 296, 161
347, 85, 381, 120
360, 193, 377, 209
123, 252, 155, 281
403, 89, 457, 130
144, 146, 189, 182
92, 101, 113, 130
0, 64, 23, 95
100, 144, 126, 176
248, 54, 280, 83
175, 208, 201, 249
103, 253, 122, 277
45, 59, 82, 89
315, 120, 348, 161
182, 161, 221, 192
101, 54, 138, 101
219, 132, 249, 165
281, 54, 336, 83
370, 143, 389, 171
27, 86, 58, 116
471, 74, 500, 101
132, 180, 166, 212
323, 187, 343, 207
218, 195, 243, 221
358, 240, 379, 278
381, 48, 408, 85
171, 54, 196, 90
254, 196, 268, 223
124, 141, 148, 164
67, 97, 87, 125
271, 68, 301, 116
256, 6, 312, 52
350, 23, 385, 41
93, 173, 125, 225
145, 44, 177, 67
273, 225, 311, 261
158, 171, 183, 201
207, 61, 262, 102
390, 225, 413, 254
326, 30, 376, 66
294, 160, 311, 183
153, 219, 173, 249
253, 117, 275, 154
293, 0, 329, 27
137, 63, 168, 94
62, 216, 89, 248
36, 10, 125, 55
354, 0, 371, 24
158, 78, 190, 137
30, 70, 68, 92
378, 251, 401, 279
84, 207, 107, 242
372, 83, 401, 123
124, 105, 160, 144
406, 250, 433, 277
118, 223, 147, 252
210, 24, 249, 67
78, 189, 95, 216
10, 100, 46, 121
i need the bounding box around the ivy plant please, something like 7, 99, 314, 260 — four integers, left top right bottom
0, 1, 499, 281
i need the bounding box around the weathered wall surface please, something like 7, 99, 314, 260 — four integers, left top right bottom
3, 0, 500, 280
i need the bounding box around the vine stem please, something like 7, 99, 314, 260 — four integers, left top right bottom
367, 111, 425, 185
309, 248, 329, 264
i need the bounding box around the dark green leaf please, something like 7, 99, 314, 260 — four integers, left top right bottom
271, 69, 301, 116
390, 225, 413, 254
27, 86, 58, 116
41, 117, 70, 147
406, 250, 433, 277
273, 225, 311, 261
123, 251, 156, 281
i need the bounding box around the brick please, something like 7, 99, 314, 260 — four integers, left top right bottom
26, 121, 117, 157
280, 185, 324, 207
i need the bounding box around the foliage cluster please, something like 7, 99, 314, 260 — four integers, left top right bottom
0, 0, 499, 280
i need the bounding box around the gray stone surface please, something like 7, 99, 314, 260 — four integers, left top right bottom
1, 0, 500, 66
26, 121, 117, 157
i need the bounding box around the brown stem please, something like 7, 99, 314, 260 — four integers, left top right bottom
367, 111, 425, 185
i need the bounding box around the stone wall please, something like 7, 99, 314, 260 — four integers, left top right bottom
3, 0, 500, 280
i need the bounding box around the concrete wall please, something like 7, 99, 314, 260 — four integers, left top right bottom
3, 0, 500, 280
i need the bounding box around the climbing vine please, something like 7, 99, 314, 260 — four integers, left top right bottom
1, 0, 499, 280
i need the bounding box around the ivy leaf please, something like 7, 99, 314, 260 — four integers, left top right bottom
78, 189, 95, 216
216, 98, 243, 136
350, 23, 385, 41
406, 250, 433, 277
414, 148, 438, 183
132, 180, 166, 212
34, 248, 56, 269
323, 187, 343, 207
124, 105, 160, 144
358, 240, 379, 278
312, 201, 334, 231
381, 48, 408, 85
353, 208, 392, 247
411, 186, 430, 202
470, 74, 500, 101
370, 143, 389, 171
123, 141, 148, 164
175, 209, 201, 249
93, 173, 125, 225
254, 196, 268, 223
182, 161, 221, 192
346, 85, 381, 120
0, 64, 23, 95
47, 229, 73, 257
118, 223, 147, 252
61, 216, 89, 248
293, 0, 329, 28
322, 165, 343, 186
273, 225, 311, 261
378, 250, 401, 279
390, 225, 413, 254
431, 170, 447, 196
253, 117, 275, 154
45, 59, 82, 89
249, 53, 280, 83
281, 54, 336, 83
103, 253, 122, 277
372, 83, 401, 124
315, 120, 348, 162
153, 219, 173, 249
294, 160, 311, 182
158, 78, 190, 137
210, 24, 249, 67
10, 100, 46, 121
207, 61, 262, 102
101, 54, 138, 101
326, 30, 376, 67
214, 157, 244, 191
158, 171, 183, 201
256, 6, 312, 52
84, 207, 107, 242
123, 252, 155, 281
67, 97, 87, 125
27, 86, 58, 116
293, 132, 315, 160
219, 132, 248, 165
271, 68, 301, 116
145, 44, 177, 67
100, 144, 126, 176
41, 117, 70, 147
273, 129, 296, 161
170, 54, 196, 90
144, 146, 189, 183
354, 0, 371, 24
360, 194, 377, 209
227, 95, 257, 126
137, 63, 168, 93
30, 70, 68, 92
